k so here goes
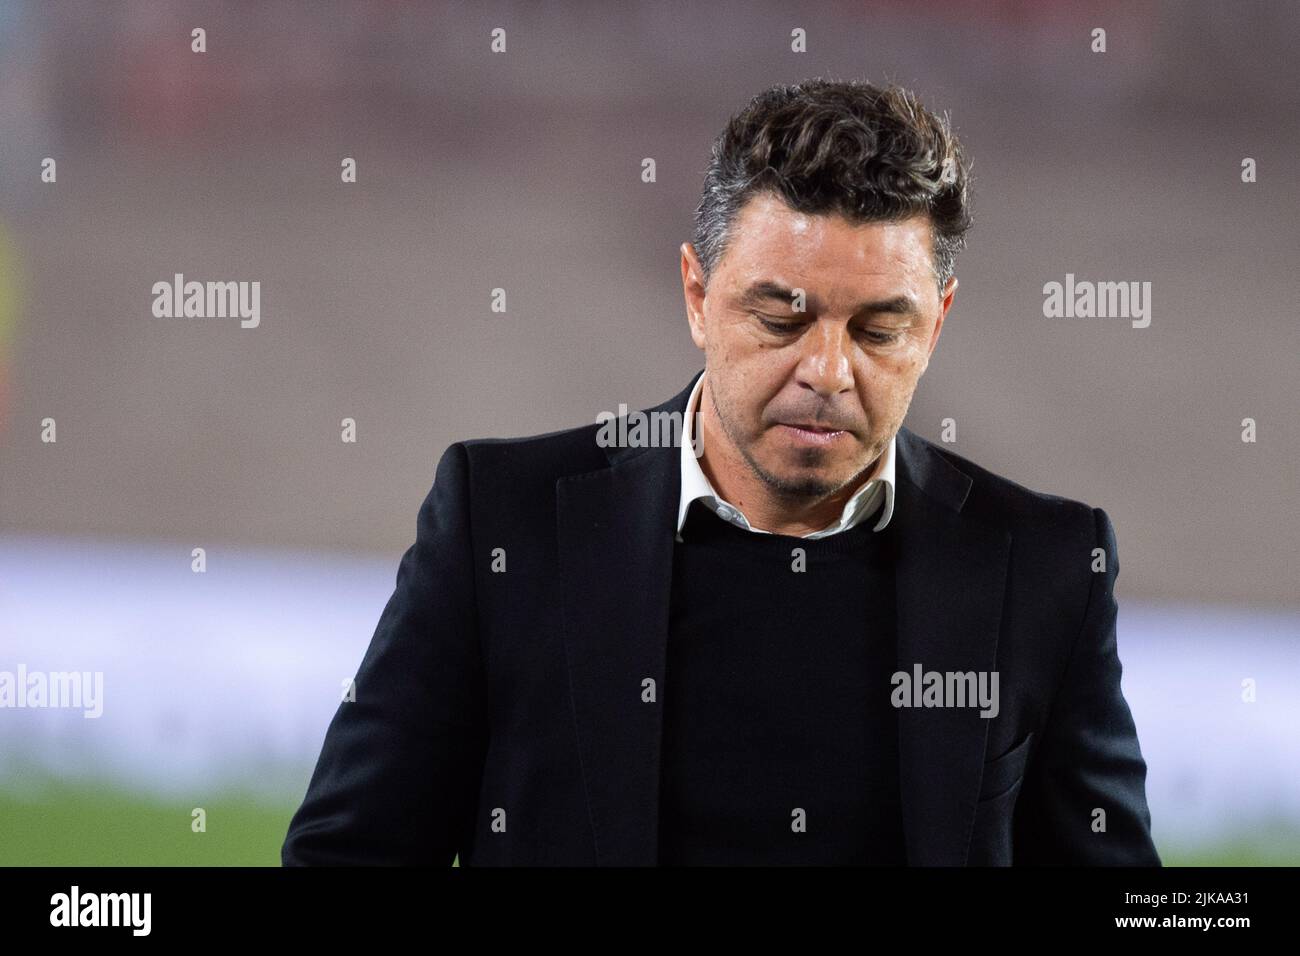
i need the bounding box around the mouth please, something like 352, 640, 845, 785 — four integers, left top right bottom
776, 422, 851, 446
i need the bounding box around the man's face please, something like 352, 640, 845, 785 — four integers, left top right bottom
681, 191, 957, 502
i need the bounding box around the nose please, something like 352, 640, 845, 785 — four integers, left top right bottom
795, 319, 855, 398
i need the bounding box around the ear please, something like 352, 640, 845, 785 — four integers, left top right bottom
928, 275, 957, 359
681, 242, 708, 351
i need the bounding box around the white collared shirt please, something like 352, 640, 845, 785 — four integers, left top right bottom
675, 371, 896, 543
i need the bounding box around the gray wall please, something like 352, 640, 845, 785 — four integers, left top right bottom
1, 0, 1296, 607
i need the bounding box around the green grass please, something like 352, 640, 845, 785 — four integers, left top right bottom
1159, 838, 1300, 866
0, 777, 295, 866
0, 776, 1294, 866
0, 773, 462, 865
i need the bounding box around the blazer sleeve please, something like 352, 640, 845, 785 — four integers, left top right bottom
281, 442, 488, 865
1014, 506, 1161, 865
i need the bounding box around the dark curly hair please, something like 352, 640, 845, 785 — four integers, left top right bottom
692, 78, 973, 295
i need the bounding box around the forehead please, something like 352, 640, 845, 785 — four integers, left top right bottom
720, 192, 936, 294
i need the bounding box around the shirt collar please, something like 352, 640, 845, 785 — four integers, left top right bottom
676, 370, 896, 541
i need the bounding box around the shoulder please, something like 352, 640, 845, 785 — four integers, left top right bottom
430, 416, 613, 505
900, 426, 1109, 549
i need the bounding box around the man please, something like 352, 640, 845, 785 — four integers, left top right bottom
282, 78, 1159, 866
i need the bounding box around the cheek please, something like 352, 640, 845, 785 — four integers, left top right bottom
896, 333, 931, 366
860, 345, 923, 385
884, 340, 930, 385
857, 350, 925, 418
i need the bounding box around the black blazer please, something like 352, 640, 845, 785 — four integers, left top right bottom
282, 370, 1159, 866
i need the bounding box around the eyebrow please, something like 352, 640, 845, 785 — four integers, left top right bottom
737, 281, 920, 318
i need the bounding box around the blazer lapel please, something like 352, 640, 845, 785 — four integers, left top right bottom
556, 377, 695, 866
557, 375, 1011, 867
892, 427, 1011, 865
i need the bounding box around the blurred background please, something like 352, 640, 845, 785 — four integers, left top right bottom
0, 0, 1297, 865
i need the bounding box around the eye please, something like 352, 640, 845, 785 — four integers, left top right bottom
753, 312, 904, 345
754, 314, 802, 334
859, 329, 902, 345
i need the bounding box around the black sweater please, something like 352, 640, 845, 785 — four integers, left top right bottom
657, 500, 906, 865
